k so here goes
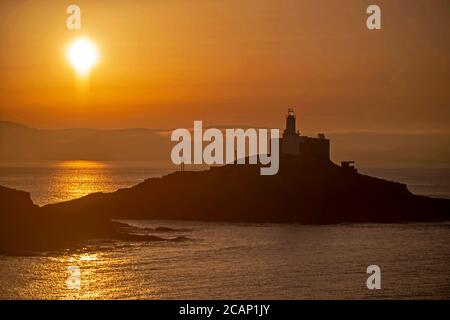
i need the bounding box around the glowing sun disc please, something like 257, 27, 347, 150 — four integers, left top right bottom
67, 38, 98, 75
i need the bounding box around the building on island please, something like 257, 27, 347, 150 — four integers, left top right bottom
280, 108, 330, 162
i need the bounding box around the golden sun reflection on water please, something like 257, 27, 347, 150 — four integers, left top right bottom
47, 250, 161, 300
63, 252, 108, 300
79, 255, 98, 262
52, 160, 112, 203
56, 160, 108, 169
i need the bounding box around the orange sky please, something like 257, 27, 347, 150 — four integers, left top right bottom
0, 0, 448, 132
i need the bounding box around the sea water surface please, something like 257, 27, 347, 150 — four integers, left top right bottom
0, 161, 449, 299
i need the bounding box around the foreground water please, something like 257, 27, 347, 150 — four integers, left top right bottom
0, 161, 449, 299
0, 221, 449, 299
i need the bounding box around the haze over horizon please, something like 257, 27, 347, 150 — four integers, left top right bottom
1, 119, 449, 167
2, 119, 450, 135
0, 0, 449, 133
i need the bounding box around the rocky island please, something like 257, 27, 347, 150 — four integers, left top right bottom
40, 154, 450, 224
1, 110, 449, 254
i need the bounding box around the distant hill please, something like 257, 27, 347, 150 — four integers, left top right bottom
0, 121, 449, 167
0, 121, 172, 162
325, 131, 450, 167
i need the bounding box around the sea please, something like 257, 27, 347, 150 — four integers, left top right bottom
0, 160, 449, 299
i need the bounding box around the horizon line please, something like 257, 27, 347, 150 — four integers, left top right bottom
1, 119, 450, 135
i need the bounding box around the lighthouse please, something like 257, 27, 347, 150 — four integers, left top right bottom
281, 108, 302, 155
285, 108, 297, 135
280, 108, 330, 161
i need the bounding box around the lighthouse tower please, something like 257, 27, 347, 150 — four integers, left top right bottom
285, 108, 297, 135
280, 107, 330, 161
281, 108, 301, 155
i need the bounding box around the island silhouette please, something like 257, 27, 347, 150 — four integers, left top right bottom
1, 110, 449, 254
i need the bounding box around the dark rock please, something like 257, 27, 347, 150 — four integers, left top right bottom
2, 155, 449, 254
43, 155, 450, 224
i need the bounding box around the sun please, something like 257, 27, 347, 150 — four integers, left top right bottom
67, 38, 99, 76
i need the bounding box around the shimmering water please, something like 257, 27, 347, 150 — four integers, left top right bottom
0, 161, 174, 206
0, 221, 449, 299
0, 161, 449, 299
